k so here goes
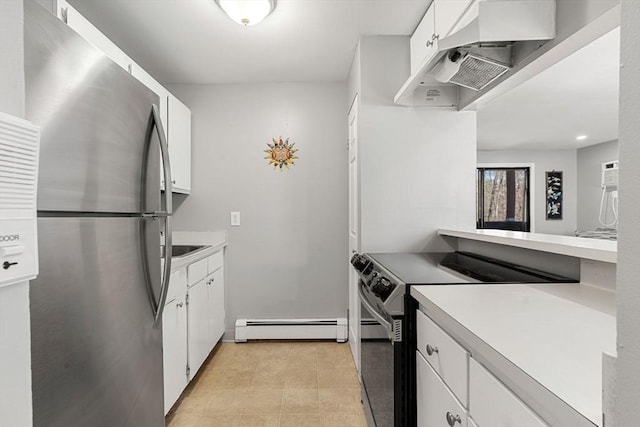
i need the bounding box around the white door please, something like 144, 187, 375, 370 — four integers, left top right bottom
347, 95, 360, 373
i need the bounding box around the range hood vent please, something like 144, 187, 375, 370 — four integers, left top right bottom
450, 54, 509, 90
431, 47, 512, 91
395, 0, 555, 104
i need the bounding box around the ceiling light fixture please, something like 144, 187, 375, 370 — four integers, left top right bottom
215, 0, 276, 26
576, 135, 588, 141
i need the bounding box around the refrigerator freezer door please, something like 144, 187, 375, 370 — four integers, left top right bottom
30, 217, 163, 427
24, 1, 161, 214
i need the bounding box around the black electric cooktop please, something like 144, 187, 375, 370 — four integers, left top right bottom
367, 251, 576, 285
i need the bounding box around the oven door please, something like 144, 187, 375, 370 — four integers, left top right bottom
359, 281, 405, 427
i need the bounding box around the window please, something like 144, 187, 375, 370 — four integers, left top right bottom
477, 167, 530, 232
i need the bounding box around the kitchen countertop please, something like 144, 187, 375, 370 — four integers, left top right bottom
439, 228, 617, 263
169, 231, 227, 271
411, 282, 616, 427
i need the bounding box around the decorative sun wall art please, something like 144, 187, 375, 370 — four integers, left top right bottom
546, 171, 563, 220
264, 137, 298, 171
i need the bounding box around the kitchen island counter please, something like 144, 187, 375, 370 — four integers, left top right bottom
439, 228, 616, 263
411, 282, 615, 427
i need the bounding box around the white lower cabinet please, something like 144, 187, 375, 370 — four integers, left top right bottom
416, 308, 548, 427
416, 351, 467, 427
187, 277, 210, 377
162, 269, 188, 414
187, 250, 226, 378
207, 265, 225, 346
163, 249, 225, 412
468, 359, 548, 427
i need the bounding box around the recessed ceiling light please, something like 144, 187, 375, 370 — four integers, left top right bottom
576, 135, 588, 141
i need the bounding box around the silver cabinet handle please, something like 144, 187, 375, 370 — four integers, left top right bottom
446, 412, 462, 426
426, 344, 439, 356
176, 302, 183, 308
426, 40, 434, 47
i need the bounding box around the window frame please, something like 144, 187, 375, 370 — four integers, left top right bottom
476, 163, 534, 232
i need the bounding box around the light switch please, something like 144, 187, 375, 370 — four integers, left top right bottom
230, 211, 241, 226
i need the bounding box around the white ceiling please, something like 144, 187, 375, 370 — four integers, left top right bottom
67, 0, 429, 84
477, 27, 620, 151
66, 1, 619, 151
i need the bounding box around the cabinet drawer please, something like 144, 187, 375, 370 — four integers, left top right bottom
469, 359, 548, 427
416, 351, 468, 427
416, 309, 469, 406
207, 250, 223, 273
187, 257, 208, 286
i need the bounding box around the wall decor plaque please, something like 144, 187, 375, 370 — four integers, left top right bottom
265, 137, 298, 171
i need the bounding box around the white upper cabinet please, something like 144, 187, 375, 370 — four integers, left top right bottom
53, 0, 191, 195
167, 94, 192, 194
410, 4, 436, 75
129, 63, 169, 139
409, 0, 475, 75
434, 0, 474, 41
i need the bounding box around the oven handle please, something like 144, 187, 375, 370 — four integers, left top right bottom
359, 282, 393, 339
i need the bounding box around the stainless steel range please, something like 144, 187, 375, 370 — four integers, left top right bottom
350, 251, 577, 427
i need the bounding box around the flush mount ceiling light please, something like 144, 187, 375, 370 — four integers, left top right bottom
576, 135, 588, 141
215, 0, 276, 26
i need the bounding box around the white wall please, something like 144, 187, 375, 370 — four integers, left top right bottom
477, 150, 577, 235
356, 37, 477, 253
167, 83, 348, 337
616, 0, 640, 424
1, 0, 25, 117
576, 140, 619, 231
0, 1, 33, 426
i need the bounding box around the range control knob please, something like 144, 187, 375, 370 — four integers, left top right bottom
350, 254, 373, 275
371, 277, 393, 299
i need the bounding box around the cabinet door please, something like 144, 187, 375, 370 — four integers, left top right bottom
167, 94, 191, 194
162, 296, 188, 414
207, 267, 225, 346
187, 279, 210, 378
434, 0, 474, 41
416, 351, 467, 427
409, 4, 436, 75
469, 359, 548, 427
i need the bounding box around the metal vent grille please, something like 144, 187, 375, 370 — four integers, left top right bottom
450, 54, 510, 91
392, 319, 402, 342
0, 114, 40, 212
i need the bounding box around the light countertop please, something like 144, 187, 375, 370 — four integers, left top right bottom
169, 231, 227, 271
439, 229, 617, 263
411, 282, 616, 427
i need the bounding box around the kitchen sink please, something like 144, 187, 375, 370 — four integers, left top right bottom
161, 245, 211, 258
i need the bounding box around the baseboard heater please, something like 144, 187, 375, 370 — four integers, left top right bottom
235, 318, 348, 342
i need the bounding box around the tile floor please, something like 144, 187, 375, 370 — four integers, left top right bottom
166, 341, 367, 427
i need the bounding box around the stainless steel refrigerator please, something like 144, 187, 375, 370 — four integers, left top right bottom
24, 2, 173, 426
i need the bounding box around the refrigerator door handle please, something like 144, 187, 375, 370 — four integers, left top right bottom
142, 104, 173, 326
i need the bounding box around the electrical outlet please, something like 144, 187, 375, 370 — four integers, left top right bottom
230, 211, 240, 226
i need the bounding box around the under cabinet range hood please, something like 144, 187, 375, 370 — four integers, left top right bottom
395, 0, 556, 104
